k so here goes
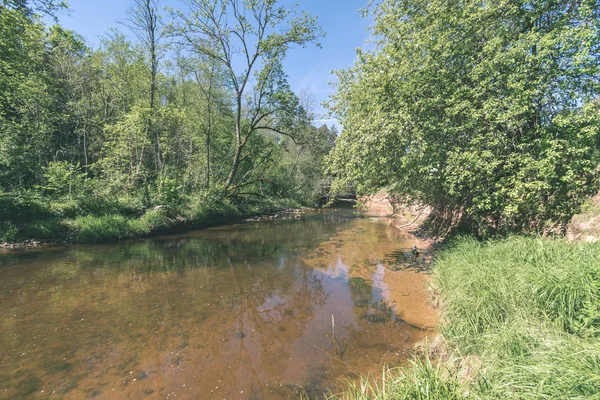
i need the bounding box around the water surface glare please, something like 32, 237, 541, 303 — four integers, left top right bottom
0, 209, 438, 399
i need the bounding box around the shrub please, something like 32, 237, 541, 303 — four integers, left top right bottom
41, 161, 90, 198
0, 221, 19, 242
72, 214, 144, 243
187, 190, 241, 223
0, 191, 53, 222
139, 208, 171, 232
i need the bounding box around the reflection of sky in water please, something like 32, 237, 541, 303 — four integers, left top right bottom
0, 210, 437, 400
371, 263, 388, 304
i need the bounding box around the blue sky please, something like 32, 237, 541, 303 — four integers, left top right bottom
52, 0, 375, 130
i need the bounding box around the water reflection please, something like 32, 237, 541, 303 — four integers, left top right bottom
0, 209, 438, 399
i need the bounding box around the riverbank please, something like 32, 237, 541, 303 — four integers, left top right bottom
567, 193, 600, 243
333, 236, 600, 399
0, 192, 305, 249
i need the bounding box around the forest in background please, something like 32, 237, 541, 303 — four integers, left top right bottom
0, 0, 338, 243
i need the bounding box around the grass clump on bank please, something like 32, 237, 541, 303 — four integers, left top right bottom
334, 237, 600, 399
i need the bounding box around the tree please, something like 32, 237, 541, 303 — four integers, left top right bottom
168, 0, 323, 190
122, 0, 165, 173
1, 0, 334, 239
328, 0, 600, 235
0, 3, 50, 188
192, 58, 221, 188
2, 0, 67, 18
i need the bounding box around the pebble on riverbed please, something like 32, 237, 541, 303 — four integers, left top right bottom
232, 332, 246, 339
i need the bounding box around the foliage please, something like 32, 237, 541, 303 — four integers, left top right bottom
41, 160, 89, 197
0, 0, 334, 244
435, 237, 600, 398
71, 214, 146, 243
327, 0, 600, 236
167, 0, 324, 190
0, 191, 65, 242
328, 359, 463, 400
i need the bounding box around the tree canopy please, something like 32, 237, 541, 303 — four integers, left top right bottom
0, 0, 335, 242
328, 0, 600, 235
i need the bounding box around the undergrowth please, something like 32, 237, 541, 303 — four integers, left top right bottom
0, 190, 301, 244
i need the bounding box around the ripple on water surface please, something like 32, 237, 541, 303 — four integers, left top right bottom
0, 208, 438, 399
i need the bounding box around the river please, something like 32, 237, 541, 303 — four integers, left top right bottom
0, 207, 438, 399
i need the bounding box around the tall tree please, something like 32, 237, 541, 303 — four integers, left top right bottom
328, 0, 600, 235
192, 59, 221, 188
0, 3, 49, 187
122, 0, 162, 112
122, 0, 164, 173
168, 0, 323, 190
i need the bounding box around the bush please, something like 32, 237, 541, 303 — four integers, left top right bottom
41, 161, 90, 198
187, 190, 241, 224
0, 191, 53, 222
72, 214, 144, 243
50, 195, 146, 219
139, 207, 171, 231
0, 221, 19, 242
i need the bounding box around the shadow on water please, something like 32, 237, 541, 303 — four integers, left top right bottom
0, 208, 438, 400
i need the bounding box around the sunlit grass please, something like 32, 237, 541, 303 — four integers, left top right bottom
327, 359, 463, 400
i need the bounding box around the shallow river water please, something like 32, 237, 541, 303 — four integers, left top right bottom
0, 208, 438, 399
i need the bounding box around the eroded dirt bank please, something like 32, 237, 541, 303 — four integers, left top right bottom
567, 193, 600, 243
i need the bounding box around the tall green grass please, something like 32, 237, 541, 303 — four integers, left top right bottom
330, 359, 463, 400
334, 237, 600, 399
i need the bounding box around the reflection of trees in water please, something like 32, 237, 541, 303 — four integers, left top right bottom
0, 218, 339, 399
225, 258, 328, 397
36, 215, 357, 274
348, 277, 372, 308
0, 213, 434, 398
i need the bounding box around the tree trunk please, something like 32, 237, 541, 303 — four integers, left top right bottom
225, 95, 243, 190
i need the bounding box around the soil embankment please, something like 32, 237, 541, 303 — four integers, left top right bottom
567, 193, 600, 243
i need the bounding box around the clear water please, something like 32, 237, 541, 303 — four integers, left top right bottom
0, 208, 437, 399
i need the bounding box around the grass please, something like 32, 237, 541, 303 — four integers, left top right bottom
330, 359, 463, 400
0, 191, 302, 244
333, 237, 600, 399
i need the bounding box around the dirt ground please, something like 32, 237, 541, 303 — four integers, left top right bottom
567, 193, 600, 243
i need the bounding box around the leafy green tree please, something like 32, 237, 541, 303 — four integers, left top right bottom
0, 0, 335, 243
41, 160, 88, 198
0, 4, 50, 188
168, 0, 324, 191
328, 0, 600, 235
2, 0, 67, 18
122, 0, 165, 174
